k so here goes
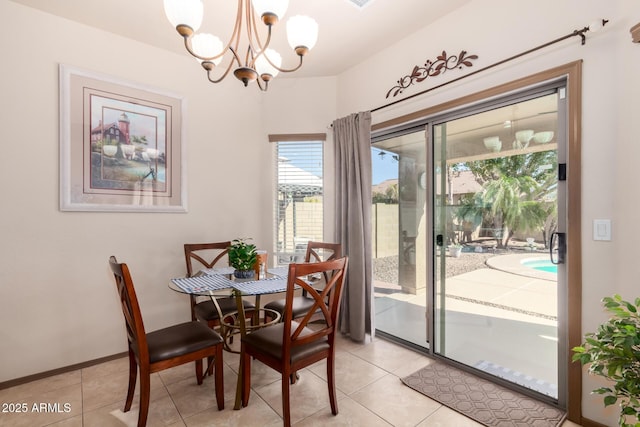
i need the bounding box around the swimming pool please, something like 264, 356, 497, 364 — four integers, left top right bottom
521, 259, 558, 274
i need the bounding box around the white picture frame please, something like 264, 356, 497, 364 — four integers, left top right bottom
59, 64, 187, 212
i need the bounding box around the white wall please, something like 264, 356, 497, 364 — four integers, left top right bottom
336, 1, 639, 425
0, 0, 336, 383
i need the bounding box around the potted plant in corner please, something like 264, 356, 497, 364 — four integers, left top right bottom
228, 238, 258, 279
572, 294, 640, 427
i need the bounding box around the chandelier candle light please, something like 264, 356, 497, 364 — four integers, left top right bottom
163, 0, 318, 91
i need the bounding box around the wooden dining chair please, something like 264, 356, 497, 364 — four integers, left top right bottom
240, 256, 348, 427
264, 241, 342, 323
184, 242, 256, 333
109, 256, 224, 427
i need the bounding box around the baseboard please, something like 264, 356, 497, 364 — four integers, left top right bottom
0, 352, 127, 390
580, 416, 609, 427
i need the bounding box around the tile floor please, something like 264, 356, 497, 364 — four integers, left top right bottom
0, 334, 583, 427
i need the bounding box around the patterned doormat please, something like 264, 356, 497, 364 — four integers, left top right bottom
401, 360, 566, 427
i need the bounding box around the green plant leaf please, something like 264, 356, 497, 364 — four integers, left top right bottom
579, 294, 640, 423
580, 354, 591, 364
604, 395, 618, 406
586, 337, 601, 346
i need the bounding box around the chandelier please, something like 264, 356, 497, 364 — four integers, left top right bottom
163, 0, 318, 91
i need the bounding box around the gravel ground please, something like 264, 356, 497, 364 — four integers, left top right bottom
373, 251, 501, 283
373, 240, 547, 284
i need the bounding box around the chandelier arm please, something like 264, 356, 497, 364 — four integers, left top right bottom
244, 0, 268, 69
245, 0, 255, 57
224, 0, 245, 67
180, 35, 218, 62
187, 0, 246, 63
255, 78, 268, 92
179, 31, 234, 63
200, 47, 241, 85
269, 55, 304, 73
248, 4, 271, 55
250, 23, 273, 69
205, 60, 236, 84
246, 45, 257, 69
203, 0, 244, 66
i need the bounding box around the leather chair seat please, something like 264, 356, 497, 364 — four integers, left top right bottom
241, 321, 329, 363
194, 298, 255, 322
264, 295, 318, 320
145, 321, 224, 364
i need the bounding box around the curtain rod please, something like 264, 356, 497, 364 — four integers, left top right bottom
370, 19, 608, 114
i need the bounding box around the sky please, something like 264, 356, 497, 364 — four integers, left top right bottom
372, 147, 399, 184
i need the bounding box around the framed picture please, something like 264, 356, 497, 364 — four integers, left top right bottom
59, 64, 186, 212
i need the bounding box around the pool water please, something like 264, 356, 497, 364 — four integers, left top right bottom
521, 259, 558, 274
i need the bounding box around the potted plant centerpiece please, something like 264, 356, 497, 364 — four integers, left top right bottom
228, 238, 258, 279
572, 294, 640, 427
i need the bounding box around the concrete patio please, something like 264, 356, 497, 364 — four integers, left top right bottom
374, 253, 559, 397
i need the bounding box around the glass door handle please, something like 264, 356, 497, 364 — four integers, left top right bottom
550, 232, 566, 265
436, 234, 443, 246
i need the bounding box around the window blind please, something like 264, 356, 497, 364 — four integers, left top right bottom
274, 140, 324, 265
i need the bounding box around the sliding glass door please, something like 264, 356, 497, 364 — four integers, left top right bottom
430, 90, 566, 400
371, 78, 571, 405
372, 130, 428, 349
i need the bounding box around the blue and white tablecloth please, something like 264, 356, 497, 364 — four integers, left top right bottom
198, 266, 289, 278
267, 266, 290, 278
171, 274, 234, 293
172, 272, 298, 295
230, 277, 290, 295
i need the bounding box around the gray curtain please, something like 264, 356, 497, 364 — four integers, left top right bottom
332, 111, 374, 342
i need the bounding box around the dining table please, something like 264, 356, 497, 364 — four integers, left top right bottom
169, 265, 292, 410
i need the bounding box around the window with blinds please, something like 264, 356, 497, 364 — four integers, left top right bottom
274, 140, 324, 265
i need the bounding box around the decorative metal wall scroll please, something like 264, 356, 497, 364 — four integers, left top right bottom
385, 50, 478, 98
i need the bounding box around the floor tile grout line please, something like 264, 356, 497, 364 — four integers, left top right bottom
79, 368, 84, 427
157, 368, 188, 427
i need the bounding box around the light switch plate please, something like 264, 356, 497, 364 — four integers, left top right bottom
593, 219, 611, 241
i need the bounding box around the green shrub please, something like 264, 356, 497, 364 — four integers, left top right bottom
572, 294, 640, 427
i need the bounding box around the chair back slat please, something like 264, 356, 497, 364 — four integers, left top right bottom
184, 242, 232, 321
282, 257, 348, 354
305, 242, 342, 263
303, 242, 342, 294
184, 242, 231, 277
109, 256, 149, 364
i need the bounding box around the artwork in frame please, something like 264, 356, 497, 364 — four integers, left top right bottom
59, 64, 186, 212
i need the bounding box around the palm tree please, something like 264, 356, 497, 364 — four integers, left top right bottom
463, 151, 557, 248
385, 183, 399, 202
481, 175, 548, 248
